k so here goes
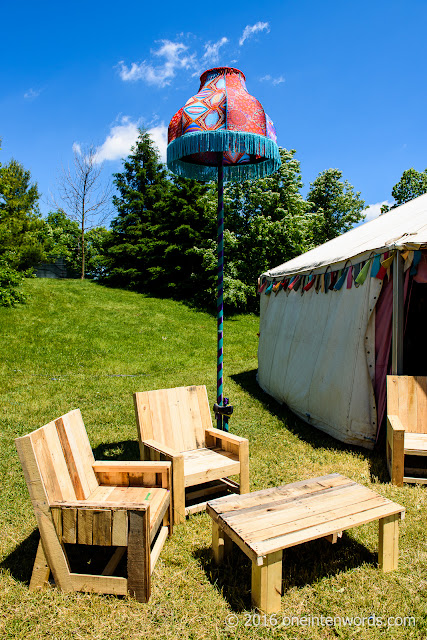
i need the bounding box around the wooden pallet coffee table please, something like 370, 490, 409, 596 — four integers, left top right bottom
206, 474, 405, 613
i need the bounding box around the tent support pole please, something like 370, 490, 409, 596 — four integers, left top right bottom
216, 155, 224, 429
392, 251, 404, 375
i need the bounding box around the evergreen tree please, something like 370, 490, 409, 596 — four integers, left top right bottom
104, 129, 169, 290
153, 174, 214, 300
307, 168, 365, 245
0, 158, 44, 270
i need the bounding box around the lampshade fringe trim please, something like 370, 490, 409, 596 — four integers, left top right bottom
166, 131, 281, 182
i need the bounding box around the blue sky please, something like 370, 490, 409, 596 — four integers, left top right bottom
1, 0, 427, 223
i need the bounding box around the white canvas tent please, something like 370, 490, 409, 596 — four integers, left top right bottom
257, 193, 427, 449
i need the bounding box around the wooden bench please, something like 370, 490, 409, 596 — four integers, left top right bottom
207, 474, 405, 613
134, 385, 249, 524
15, 409, 172, 602
387, 375, 427, 485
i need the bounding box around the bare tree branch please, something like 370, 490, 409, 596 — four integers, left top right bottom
52, 145, 113, 279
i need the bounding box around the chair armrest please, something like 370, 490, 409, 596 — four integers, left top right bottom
93, 461, 172, 473
205, 428, 248, 447
143, 439, 183, 460
387, 415, 405, 433
93, 460, 172, 491
50, 500, 149, 511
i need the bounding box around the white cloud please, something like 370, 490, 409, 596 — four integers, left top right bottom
94, 117, 141, 163
239, 22, 270, 46
147, 124, 168, 162
203, 37, 228, 64
260, 74, 285, 85
192, 37, 229, 77
117, 40, 196, 87
363, 200, 393, 222
92, 117, 168, 164
72, 142, 82, 155
24, 88, 42, 100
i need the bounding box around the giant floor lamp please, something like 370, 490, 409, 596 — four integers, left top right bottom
167, 67, 280, 429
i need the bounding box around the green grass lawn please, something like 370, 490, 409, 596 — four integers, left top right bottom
1, 279, 426, 639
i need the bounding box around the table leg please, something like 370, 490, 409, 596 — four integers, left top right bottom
212, 521, 232, 564
378, 513, 399, 572
251, 550, 282, 613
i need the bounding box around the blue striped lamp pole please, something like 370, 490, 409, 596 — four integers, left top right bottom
217, 156, 224, 429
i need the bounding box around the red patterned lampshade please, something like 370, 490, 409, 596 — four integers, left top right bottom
167, 67, 280, 181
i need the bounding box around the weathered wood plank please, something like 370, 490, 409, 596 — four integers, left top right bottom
133, 391, 154, 445
253, 503, 404, 557
127, 510, 150, 602
71, 573, 127, 595
62, 508, 77, 544
77, 509, 93, 545
15, 434, 73, 591
92, 510, 112, 546
112, 510, 128, 546
29, 540, 51, 591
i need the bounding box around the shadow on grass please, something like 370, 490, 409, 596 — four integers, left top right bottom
0, 529, 39, 585
231, 369, 389, 484
194, 533, 377, 612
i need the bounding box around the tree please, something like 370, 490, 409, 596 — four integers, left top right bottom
381, 168, 427, 214
0, 158, 45, 270
53, 145, 112, 279
104, 130, 170, 290
198, 148, 317, 310
39, 210, 80, 272
307, 168, 365, 245
151, 174, 214, 299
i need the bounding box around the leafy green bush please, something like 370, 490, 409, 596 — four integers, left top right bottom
0, 262, 27, 306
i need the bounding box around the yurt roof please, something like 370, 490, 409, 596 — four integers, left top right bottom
265, 192, 427, 278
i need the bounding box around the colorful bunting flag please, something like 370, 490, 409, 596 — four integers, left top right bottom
355, 258, 372, 285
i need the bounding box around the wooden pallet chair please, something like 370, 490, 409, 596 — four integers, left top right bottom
134, 385, 250, 524
387, 375, 427, 485
15, 409, 172, 602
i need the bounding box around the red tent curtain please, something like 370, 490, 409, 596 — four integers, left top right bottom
374, 270, 411, 440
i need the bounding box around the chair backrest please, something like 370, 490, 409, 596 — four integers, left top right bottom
134, 385, 213, 452
15, 409, 99, 505
387, 375, 427, 434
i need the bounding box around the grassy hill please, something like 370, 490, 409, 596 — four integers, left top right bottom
0, 279, 425, 639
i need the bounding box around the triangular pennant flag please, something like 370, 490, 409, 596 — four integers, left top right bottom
303, 275, 315, 291
376, 253, 395, 280
328, 271, 337, 290
265, 282, 274, 295
258, 277, 267, 293
355, 258, 372, 285
293, 275, 302, 291
324, 272, 330, 292
287, 275, 299, 291
334, 267, 348, 290
370, 254, 381, 278
404, 250, 414, 272
320, 274, 325, 293
410, 250, 422, 275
